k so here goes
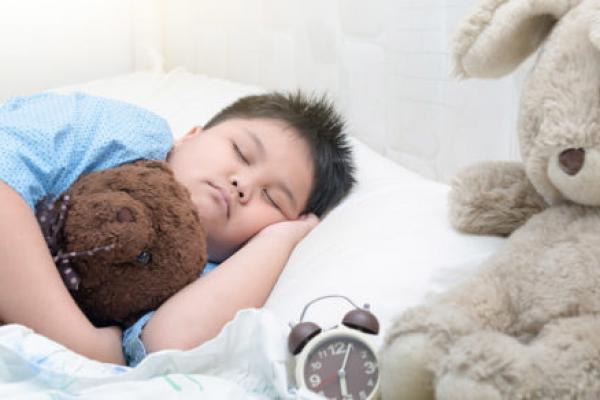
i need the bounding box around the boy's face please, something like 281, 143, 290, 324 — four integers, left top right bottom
167, 118, 314, 262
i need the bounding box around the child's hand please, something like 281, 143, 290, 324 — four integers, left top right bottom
96, 326, 126, 365
255, 213, 319, 245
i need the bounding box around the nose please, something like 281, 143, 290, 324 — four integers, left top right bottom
116, 207, 135, 223
558, 148, 585, 176
231, 179, 249, 204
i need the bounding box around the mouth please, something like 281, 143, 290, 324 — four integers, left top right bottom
208, 182, 231, 218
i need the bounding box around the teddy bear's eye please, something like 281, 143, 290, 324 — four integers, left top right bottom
136, 250, 152, 265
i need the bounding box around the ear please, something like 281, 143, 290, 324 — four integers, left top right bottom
175, 126, 202, 145
453, 0, 577, 78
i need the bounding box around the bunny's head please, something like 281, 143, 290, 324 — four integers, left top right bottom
455, 0, 600, 206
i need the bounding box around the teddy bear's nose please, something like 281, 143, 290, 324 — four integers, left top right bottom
116, 207, 136, 223
558, 148, 585, 176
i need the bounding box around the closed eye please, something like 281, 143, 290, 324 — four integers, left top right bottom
262, 189, 282, 212
232, 142, 250, 164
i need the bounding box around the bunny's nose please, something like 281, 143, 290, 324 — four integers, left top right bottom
558, 148, 585, 176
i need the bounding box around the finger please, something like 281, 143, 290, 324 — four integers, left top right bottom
301, 214, 319, 231
299, 213, 319, 223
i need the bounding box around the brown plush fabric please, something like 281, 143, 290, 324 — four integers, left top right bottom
43, 160, 207, 327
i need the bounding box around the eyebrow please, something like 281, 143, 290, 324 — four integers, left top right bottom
243, 129, 298, 210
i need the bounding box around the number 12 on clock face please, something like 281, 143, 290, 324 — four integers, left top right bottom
300, 335, 379, 400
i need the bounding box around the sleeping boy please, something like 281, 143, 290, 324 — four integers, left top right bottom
0, 91, 355, 366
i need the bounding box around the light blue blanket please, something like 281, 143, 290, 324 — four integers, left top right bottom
0, 309, 323, 399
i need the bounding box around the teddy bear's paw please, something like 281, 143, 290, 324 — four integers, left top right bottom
436, 374, 502, 400
435, 331, 536, 400
379, 333, 435, 400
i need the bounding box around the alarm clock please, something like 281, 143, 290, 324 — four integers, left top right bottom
288, 295, 380, 400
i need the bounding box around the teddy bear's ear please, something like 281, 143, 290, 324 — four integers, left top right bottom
453, 0, 577, 78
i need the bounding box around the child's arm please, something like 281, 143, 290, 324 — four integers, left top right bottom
141, 214, 319, 353
0, 181, 125, 364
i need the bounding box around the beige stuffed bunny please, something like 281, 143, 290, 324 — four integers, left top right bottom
379, 0, 600, 399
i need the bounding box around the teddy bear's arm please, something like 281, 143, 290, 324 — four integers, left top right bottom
448, 161, 546, 236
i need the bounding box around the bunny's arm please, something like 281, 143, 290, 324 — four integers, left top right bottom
449, 161, 546, 236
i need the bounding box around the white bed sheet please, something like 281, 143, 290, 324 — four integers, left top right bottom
0, 69, 506, 398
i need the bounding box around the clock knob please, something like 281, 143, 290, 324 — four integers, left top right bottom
288, 321, 322, 355
342, 308, 380, 334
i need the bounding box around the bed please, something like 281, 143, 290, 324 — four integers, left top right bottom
0, 69, 506, 399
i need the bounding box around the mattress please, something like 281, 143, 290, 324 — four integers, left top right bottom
0, 69, 506, 399
55, 68, 505, 334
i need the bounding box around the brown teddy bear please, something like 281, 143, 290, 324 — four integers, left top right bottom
36, 160, 207, 327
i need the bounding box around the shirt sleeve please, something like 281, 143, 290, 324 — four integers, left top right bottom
0, 92, 174, 209
122, 261, 220, 367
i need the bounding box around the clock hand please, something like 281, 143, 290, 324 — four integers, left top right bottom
338, 344, 353, 398
314, 370, 339, 391
314, 344, 355, 392
339, 370, 350, 398
340, 343, 352, 372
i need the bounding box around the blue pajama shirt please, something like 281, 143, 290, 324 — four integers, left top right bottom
0, 92, 213, 366
123, 261, 218, 366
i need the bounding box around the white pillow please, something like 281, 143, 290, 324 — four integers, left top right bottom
56, 70, 505, 341
265, 138, 505, 341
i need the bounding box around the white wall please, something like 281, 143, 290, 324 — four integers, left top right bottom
0, 0, 163, 102
0, 0, 528, 182
163, 0, 528, 182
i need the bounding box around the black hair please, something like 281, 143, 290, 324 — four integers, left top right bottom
204, 91, 355, 216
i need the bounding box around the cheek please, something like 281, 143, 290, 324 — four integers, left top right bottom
178, 137, 229, 170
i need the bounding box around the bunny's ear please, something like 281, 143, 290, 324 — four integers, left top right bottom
588, 11, 600, 50
453, 0, 577, 78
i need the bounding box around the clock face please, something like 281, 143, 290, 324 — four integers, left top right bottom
302, 335, 378, 400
